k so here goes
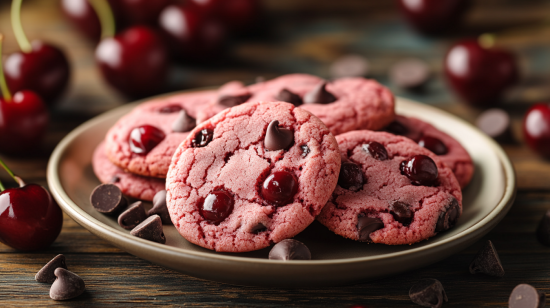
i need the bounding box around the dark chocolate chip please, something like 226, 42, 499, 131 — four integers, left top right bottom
363, 141, 388, 161
191, 128, 214, 147
130, 215, 166, 244
476, 108, 513, 143
118, 201, 148, 230
276, 88, 303, 106
330, 54, 369, 78
536, 209, 550, 246
90, 184, 127, 215
357, 215, 384, 242
469, 240, 505, 277
36, 254, 67, 283
389, 201, 413, 226
159, 105, 183, 113
301, 145, 311, 157
268, 239, 311, 260
50, 268, 86, 301
338, 161, 365, 191
148, 190, 172, 225
385, 121, 409, 136
390, 58, 430, 90
264, 120, 294, 151
409, 279, 448, 308
435, 197, 460, 232
303, 82, 337, 105
218, 93, 252, 107
171, 110, 196, 133
249, 223, 267, 234
509, 284, 546, 308
418, 135, 448, 156
110, 175, 120, 183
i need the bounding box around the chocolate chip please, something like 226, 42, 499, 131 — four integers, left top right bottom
191, 128, 214, 147
148, 190, 172, 225
385, 121, 409, 136
110, 175, 120, 183
130, 215, 166, 244
264, 120, 294, 151
338, 161, 365, 191
118, 201, 148, 230
269, 239, 311, 260
357, 215, 384, 242
171, 110, 196, 133
50, 268, 86, 301
276, 88, 303, 106
390, 58, 430, 91
389, 201, 413, 226
435, 197, 460, 232
159, 105, 183, 113
301, 145, 310, 157
363, 141, 388, 161
409, 279, 448, 308
90, 184, 128, 215
509, 284, 546, 308
330, 54, 369, 78
476, 108, 513, 143
249, 222, 267, 234
536, 209, 550, 246
218, 93, 252, 107
36, 254, 67, 283
469, 240, 505, 277
303, 82, 337, 105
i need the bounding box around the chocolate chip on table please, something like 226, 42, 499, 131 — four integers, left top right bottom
269, 239, 311, 260
264, 120, 294, 151
330, 54, 370, 79
357, 215, 384, 242
435, 197, 460, 232
276, 88, 303, 106
390, 201, 413, 226
36, 254, 68, 283
191, 128, 214, 147
90, 184, 128, 215
338, 161, 365, 191
171, 110, 196, 133
389, 58, 431, 91
409, 279, 448, 308
303, 82, 337, 105
509, 284, 546, 308
50, 268, 86, 301
469, 240, 505, 277
148, 190, 172, 225
130, 215, 166, 244
218, 93, 252, 107
118, 201, 148, 230
476, 108, 513, 143
363, 141, 388, 161
536, 209, 550, 246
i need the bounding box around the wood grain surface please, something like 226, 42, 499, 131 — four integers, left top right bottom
1, 0, 550, 307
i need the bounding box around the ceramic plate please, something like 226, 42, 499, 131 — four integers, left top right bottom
47, 93, 516, 287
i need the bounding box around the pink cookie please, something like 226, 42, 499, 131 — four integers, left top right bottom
197, 74, 395, 135
93, 142, 165, 201
317, 130, 462, 245
385, 115, 474, 188
105, 90, 217, 178
166, 101, 341, 252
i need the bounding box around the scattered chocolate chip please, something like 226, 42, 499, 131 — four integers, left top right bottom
218, 93, 252, 107
159, 105, 183, 113
191, 128, 214, 147
171, 110, 196, 132
36, 254, 67, 283
330, 54, 370, 78
269, 239, 311, 260
110, 175, 120, 183
385, 121, 409, 136
536, 209, 550, 246
276, 88, 303, 106
118, 201, 148, 230
50, 268, 85, 301
476, 108, 513, 143
435, 197, 460, 232
363, 141, 388, 161
390, 58, 430, 91
148, 190, 172, 225
303, 82, 337, 105
90, 184, 128, 215
249, 222, 267, 234
469, 240, 505, 277
130, 215, 166, 244
301, 145, 311, 157
264, 120, 294, 151
509, 284, 546, 308
390, 201, 413, 226
409, 279, 448, 308
357, 215, 384, 242
338, 161, 365, 191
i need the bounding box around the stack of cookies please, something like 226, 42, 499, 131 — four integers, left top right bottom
93, 74, 474, 253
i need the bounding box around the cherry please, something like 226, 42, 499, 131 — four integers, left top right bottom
417, 135, 448, 155
129, 125, 165, 155
523, 103, 550, 157
338, 161, 365, 191
0, 160, 63, 251
199, 190, 234, 224
191, 128, 214, 147
398, 0, 471, 35
191, 0, 261, 33
60, 0, 115, 41
400, 155, 438, 186
363, 141, 388, 161
444, 38, 518, 106
261, 171, 299, 206
117, 0, 172, 28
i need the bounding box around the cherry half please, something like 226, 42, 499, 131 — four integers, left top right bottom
199, 190, 234, 224
523, 103, 550, 157
400, 155, 438, 186
261, 171, 299, 206
129, 125, 166, 155
398, 0, 471, 35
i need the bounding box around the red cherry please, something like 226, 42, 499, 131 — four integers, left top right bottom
398, 0, 471, 35
199, 190, 234, 224
523, 103, 550, 157
261, 171, 298, 206
417, 135, 448, 155
95, 26, 169, 98
192, 0, 261, 32
117, 0, 172, 27
129, 125, 166, 155
444, 39, 518, 106
363, 141, 388, 161
61, 0, 105, 41
338, 161, 365, 191
400, 155, 438, 186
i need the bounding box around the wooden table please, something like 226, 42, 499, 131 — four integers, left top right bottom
1, 0, 550, 306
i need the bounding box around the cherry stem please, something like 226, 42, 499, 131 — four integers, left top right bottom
89, 0, 116, 39
0, 157, 19, 185
0, 179, 4, 191
11, 0, 32, 53
0, 34, 12, 102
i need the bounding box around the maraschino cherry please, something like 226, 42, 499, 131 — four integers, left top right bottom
0, 158, 63, 251
4, 0, 70, 106
398, 0, 471, 35
523, 103, 550, 157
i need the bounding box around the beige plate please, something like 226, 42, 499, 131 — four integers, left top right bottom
47, 94, 516, 287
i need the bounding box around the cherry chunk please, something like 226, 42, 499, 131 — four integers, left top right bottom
129, 125, 165, 154
191, 128, 214, 147
200, 190, 234, 224
400, 155, 438, 186
261, 171, 299, 206
363, 141, 388, 161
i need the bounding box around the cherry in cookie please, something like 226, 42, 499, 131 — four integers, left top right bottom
166, 101, 341, 252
